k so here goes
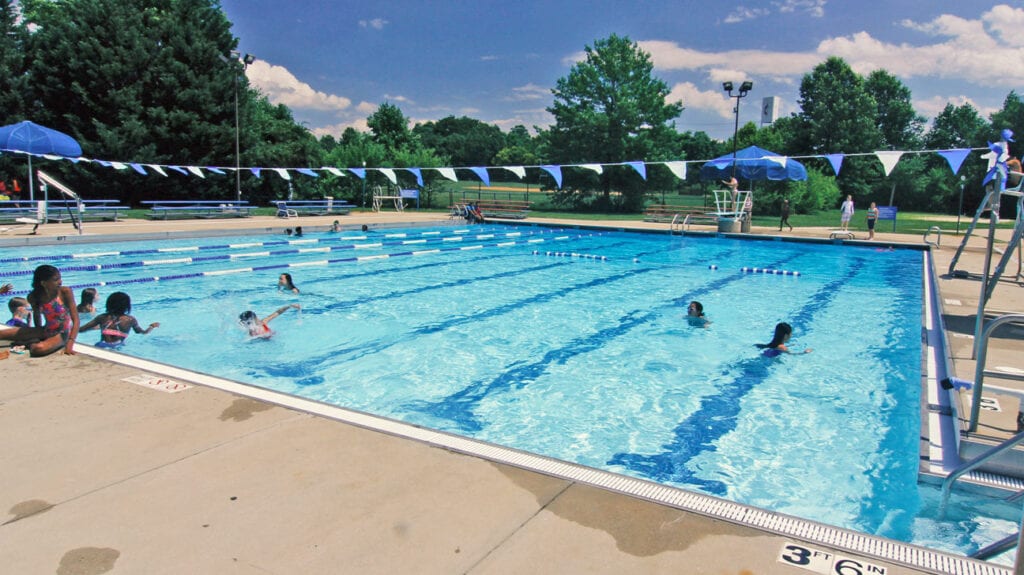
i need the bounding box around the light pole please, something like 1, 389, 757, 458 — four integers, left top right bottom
957, 175, 966, 234
361, 160, 367, 208
230, 51, 255, 204
722, 81, 753, 179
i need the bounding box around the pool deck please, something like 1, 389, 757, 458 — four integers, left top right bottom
2, 212, 1022, 574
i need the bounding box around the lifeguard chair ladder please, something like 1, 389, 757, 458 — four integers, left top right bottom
948, 172, 1024, 303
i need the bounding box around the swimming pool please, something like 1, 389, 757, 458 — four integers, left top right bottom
4, 223, 1020, 565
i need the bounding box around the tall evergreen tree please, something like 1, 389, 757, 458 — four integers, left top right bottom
0, 0, 27, 124
544, 34, 682, 210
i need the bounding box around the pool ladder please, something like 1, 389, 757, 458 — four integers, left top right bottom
939, 313, 1024, 566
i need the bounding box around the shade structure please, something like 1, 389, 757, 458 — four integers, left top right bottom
699, 145, 807, 182
0, 120, 82, 202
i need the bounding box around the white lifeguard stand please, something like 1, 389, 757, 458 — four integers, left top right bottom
371, 185, 404, 212
711, 189, 751, 233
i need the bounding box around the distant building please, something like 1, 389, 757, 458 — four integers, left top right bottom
760, 96, 780, 125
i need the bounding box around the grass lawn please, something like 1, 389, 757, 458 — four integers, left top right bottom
116, 205, 1012, 239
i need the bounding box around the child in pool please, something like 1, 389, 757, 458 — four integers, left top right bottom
0, 296, 43, 344
755, 322, 811, 357
686, 300, 710, 328
239, 303, 301, 338
26, 264, 79, 356
80, 292, 159, 348
77, 287, 98, 316
278, 273, 300, 294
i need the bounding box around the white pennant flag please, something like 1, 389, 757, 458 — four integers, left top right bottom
766, 156, 787, 168
436, 167, 458, 181
875, 151, 904, 177
322, 167, 344, 177
664, 161, 687, 180
378, 168, 397, 185
505, 166, 526, 179
274, 168, 291, 181
186, 166, 205, 178
147, 164, 168, 177
580, 163, 603, 174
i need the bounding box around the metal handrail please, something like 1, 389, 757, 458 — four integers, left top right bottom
968, 314, 1024, 431
924, 225, 942, 246
940, 429, 1024, 509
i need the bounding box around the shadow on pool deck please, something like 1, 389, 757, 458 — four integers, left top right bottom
1, 213, 1020, 574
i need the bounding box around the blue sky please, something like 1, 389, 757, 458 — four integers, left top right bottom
222, 1, 1024, 142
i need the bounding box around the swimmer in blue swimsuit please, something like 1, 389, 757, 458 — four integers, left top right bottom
755, 322, 812, 356
80, 292, 159, 348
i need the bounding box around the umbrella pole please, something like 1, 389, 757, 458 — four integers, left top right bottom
27, 154, 33, 203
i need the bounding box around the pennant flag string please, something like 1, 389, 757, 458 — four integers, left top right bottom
26, 146, 996, 190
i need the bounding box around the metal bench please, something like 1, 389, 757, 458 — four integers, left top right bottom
473, 199, 530, 219
143, 200, 252, 219
275, 200, 352, 218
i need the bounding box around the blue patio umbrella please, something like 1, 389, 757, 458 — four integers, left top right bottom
699, 145, 807, 182
0, 120, 83, 202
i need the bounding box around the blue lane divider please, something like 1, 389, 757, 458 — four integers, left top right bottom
0, 228, 578, 279
739, 266, 800, 276
0, 226, 573, 266
533, 250, 609, 261
4, 232, 601, 296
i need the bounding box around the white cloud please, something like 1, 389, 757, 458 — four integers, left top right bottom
246, 60, 351, 112
667, 82, 737, 119
640, 40, 821, 77
356, 101, 377, 114
383, 94, 414, 104
914, 94, 997, 122
724, 0, 825, 23
359, 18, 388, 30
824, 6, 1024, 86
775, 0, 826, 17
724, 7, 770, 24
509, 83, 549, 101
310, 118, 369, 138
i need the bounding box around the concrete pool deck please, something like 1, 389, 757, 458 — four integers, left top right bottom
1, 212, 1021, 574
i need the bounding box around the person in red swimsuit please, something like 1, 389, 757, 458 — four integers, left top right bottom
239, 303, 301, 339
26, 264, 79, 356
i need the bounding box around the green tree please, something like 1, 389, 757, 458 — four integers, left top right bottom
0, 0, 27, 124
21, 0, 241, 201
865, 70, 924, 150
544, 34, 683, 211
794, 57, 883, 200
924, 102, 989, 211
367, 102, 416, 154
412, 116, 504, 167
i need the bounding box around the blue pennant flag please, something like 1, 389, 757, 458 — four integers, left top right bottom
405, 167, 423, 187
936, 149, 971, 175
825, 154, 844, 175
469, 167, 490, 187
541, 165, 562, 188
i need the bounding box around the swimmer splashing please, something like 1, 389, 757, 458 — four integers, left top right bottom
239, 303, 300, 339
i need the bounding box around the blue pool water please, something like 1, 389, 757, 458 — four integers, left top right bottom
4, 223, 1020, 560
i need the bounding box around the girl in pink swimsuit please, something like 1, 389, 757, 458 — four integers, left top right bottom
80, 292, 160, 348
27, 265, 79, 356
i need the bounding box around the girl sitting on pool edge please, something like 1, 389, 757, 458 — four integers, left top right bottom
756, 322, 811, 357
239, 303, 300, 339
